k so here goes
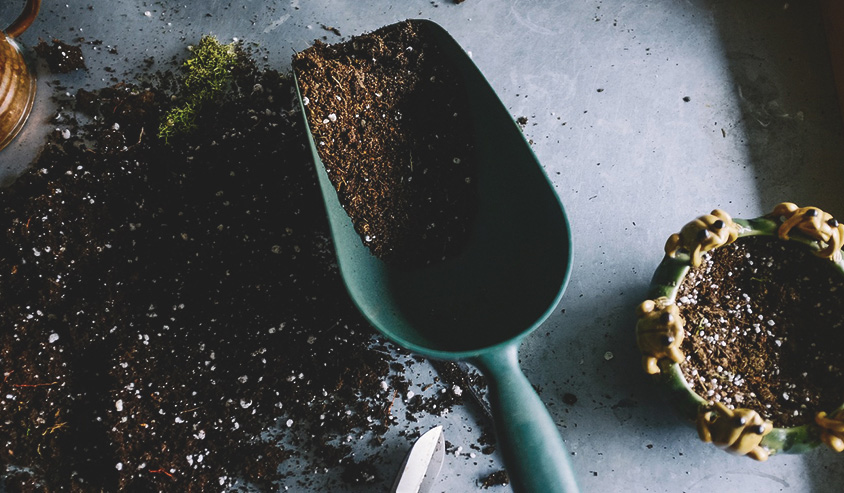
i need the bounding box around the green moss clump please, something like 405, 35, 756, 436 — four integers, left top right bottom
158, 36, 238, 142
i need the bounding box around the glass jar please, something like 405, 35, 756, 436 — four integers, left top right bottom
0, 0, 40, 151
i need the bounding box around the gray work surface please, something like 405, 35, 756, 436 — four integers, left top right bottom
2, 0, 843, 492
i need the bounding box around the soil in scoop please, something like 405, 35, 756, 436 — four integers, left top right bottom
0, 41, 486, 491
292, 20, 477, 266
676, 235, 844, 427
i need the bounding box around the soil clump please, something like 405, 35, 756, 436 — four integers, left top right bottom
34, 39, 86, 73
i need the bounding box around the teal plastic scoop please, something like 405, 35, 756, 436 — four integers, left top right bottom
294, 19, 579, 493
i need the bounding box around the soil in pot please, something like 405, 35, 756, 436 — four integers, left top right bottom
675, 235, 844, 428
292, 20, 478, 266
0, 37, 489, 492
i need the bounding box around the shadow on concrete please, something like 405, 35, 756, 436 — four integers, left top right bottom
711, 0, 844, 213
708, 2, 844, 491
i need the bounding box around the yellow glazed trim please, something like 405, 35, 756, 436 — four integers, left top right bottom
665, 209, 739, 268
771, 202, 844, 262
815, 410, 844, 452
696, 402, 774, 461
635, 297, 685, 375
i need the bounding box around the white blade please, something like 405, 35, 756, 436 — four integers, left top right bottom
391, 426, 445, 493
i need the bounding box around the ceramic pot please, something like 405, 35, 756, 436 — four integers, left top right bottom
639, 203, 844, 460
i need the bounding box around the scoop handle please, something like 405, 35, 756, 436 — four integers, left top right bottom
6, 0, 41, 38
473, 344, 580, 493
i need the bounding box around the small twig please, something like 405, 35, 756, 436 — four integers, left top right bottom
42, 422, 67, 435
322, 321, 340, 334
385, 389, 398, 416
112, 99, 127, 115
13, 381, 58, 388
149, 468, 176, 479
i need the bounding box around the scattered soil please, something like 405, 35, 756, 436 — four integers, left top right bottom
676, 235, 844, 427
292, 20, 477, 266
0, 41, 489, 491
480, 469, 509, 488
320, 24, 342, 37
34, 39, 86, 73
428, 361, 492, 428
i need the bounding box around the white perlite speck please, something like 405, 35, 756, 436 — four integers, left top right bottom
115, 462, 123, 471
286, 419, 294, 427
115, 399, 124, 412
604, 351, 614, 361
452, 385, 463, 397
48, 333, 59, 343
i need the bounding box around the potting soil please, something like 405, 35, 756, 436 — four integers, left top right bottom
0, 39, 486, 492
677, 235, 844, 427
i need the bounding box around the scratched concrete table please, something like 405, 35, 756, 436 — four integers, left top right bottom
2, 1, 844, 491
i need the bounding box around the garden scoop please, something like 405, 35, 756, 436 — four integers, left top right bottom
294, 19, 579, 493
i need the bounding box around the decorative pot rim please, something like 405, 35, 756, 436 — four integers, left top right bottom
641, 204, 844, 459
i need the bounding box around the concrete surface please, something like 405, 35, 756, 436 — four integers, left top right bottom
2, 0, 843, 491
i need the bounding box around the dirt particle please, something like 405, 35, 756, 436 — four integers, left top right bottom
480, 470, 509, 488
35, 38, 86, 73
